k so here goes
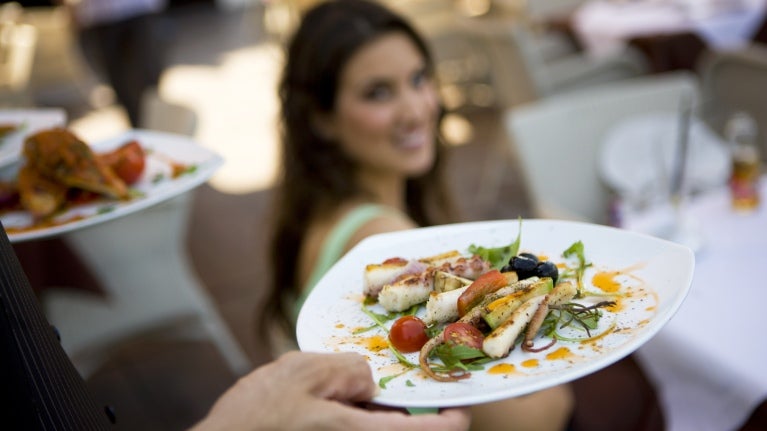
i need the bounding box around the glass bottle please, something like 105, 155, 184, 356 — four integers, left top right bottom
725, 112, 761, 212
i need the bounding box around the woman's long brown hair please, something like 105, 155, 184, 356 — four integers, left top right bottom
258, 0, 456, 351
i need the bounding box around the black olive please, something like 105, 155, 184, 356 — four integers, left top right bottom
535, 261, 559, 284
519, 252, 539, 263
509, 255, 538, 279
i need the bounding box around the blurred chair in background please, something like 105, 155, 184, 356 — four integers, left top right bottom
0, 2, 37, 106
444, 12, 648, 109
386, 0, 647, 109
494, 0, 586, 60
18, 5, 100, 115
506, 72, 698, 225
42, 90, 252, 379
699, 43, 767, 163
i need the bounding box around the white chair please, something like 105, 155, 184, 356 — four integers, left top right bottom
18, 6, 99, 110
699, 43, 767, 163
43, 91, 251, 378
505, 72, 699, 224
0, 20, 37, 106
451, 15, 648, 107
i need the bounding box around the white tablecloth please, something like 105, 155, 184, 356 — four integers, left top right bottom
623, 178, 767, 431
572, 0, 767, 58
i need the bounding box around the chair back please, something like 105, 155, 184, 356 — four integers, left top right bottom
0, 21, 37, 100
699, 44, 767, 162
505, 72, 698, 224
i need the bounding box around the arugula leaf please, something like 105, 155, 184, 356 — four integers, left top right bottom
468, 218, 523, 269
379, 375, 397, 389
181, 164, 198, 176
425, 324, 443, 339
563, 240, 591, 298
431, 343, 487, 373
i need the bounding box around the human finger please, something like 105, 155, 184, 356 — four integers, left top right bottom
276, 351, 378, 402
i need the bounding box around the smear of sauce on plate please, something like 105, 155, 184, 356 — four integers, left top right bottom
546, 347, 574, 361
488, 363, 518, 375
521, 359, 539, 368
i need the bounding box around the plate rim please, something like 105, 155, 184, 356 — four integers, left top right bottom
0, 108, 68, 168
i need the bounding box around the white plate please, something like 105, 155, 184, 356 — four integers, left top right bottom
296, 219, 695, 408
599, 112, 731, 205
1, 129, 223, 243
0, 109, 67, 168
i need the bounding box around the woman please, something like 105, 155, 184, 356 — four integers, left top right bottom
261, 1, 573, 430
262, 0, 453, 342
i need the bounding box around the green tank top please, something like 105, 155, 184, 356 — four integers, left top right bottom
293, 204, 397, 321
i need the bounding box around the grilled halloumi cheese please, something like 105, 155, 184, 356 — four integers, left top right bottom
377, 271, 434, 312
363, 257, 427, 299
483, 295, 546, 359
423, 284, 469, 325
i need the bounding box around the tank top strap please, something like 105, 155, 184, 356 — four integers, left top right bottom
293, 204, 397, 320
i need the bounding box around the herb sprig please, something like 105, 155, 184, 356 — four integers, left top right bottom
469, 218, 522, 270
562, 241, 592, 298
541, 301, 615, 340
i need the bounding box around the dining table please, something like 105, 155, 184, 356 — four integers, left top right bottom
565, 0, 767, 73
621, 176, 767, 431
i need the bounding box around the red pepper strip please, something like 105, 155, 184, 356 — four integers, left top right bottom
456, 269, 508, 317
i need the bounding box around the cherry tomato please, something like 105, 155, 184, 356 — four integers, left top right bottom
100, 140, 146, 185
389, 315, 429, 353
456, 269, 508, 316
443, 322, 484, 350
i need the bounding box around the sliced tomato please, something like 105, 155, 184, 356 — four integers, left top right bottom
389, 315, 429, 353
100, 140, 146, 185
443, 322, 484, 350
456, 269, 508, 316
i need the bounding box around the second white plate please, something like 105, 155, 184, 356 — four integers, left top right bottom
1, 129, 222, 242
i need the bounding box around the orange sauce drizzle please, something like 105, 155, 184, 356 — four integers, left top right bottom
521, 358, 539, 368
486, 290, 525, 312
488, 363, 517, 375
581, 325, 615, 345
358, 335, 388, 353
545, 347, 573, 361
171, 162, 189, 178
592, 270, 623, 293
606, 297, 624, 312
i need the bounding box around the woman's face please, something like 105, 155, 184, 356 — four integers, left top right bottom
321, 31, 440, 181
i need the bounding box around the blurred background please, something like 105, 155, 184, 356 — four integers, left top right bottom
2, 0, 766, 429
